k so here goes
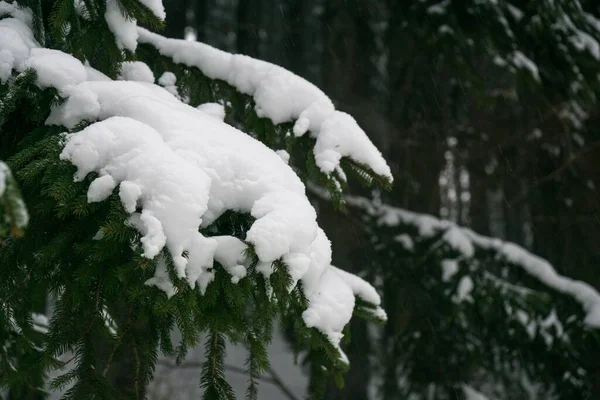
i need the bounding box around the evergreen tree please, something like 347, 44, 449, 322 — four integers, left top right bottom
0, 1, 391, 398
339, 193, 600, 400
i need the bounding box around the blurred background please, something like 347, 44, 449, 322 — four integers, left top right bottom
146, 1, 600, 399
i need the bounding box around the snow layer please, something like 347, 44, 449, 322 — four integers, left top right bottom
462, 385, 490, 400
0, 4, 36, 83
136, 28, 392, 181
118, 61, 155, 83
197, 102, 225, 121
104, 0, 138, 51
25, 48, 87, 91
343, 194, 600, 328
138, 0, 165, 20
0, 3, 385, 352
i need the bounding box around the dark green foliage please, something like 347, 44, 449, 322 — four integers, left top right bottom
355, 200, 600, 399
0, 2, 390, 399
200, 332, 235, 400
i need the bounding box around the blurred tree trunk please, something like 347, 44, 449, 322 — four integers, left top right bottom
318, 2, 382, 399
192, 0, 206, 41
163, 0, 188, 38
237, 0, 261, 57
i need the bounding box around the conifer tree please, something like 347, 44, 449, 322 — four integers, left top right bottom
0, 1, 391, 398
339, 193, 600, 400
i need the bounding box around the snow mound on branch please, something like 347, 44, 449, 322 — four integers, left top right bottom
103, 0, 165, 51
118, 61, 155, 83
105, 0, 137, 51
462, 385, 490, 400
345, 194, 600, 328
24, 48, 88, 91
138, 0, 165, 20
52, 79, 381, 349
137, 28, 393, 181
0, 3, 385, 351
0, 4, 36, 83
197, 102, 225, 121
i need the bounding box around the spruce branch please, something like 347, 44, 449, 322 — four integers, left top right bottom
156, 359, 302, 400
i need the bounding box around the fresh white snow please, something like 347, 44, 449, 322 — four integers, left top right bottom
0, 2, 387, 355
136, 28, 393, 181
342, 194, 600, 329
118, 61, 156, 83
104, 0, 138, 51
462, 384, 491, 400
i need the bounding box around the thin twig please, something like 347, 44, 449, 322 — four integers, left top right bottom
267, 365, 302, 400
101, 338, 121, 377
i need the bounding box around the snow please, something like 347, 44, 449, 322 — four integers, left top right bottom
455, 276, 474, 303
427, 0, 449, 15
585, 13, 600, 34
438, 25, 454, 35
441, 259, 459, 282
84, 62, 111, 81
87, 174, 117, 202
138, 0, 166, 20
212, 235, 248, 284
0, 0, 32, 25
0, 6, 387, 353
104, 0, 138, 51
506, 4, 524, 21
25, 48, 87, 92
118, 61, 155, 83
158, 71, 178, 96
539, 309, 564, 346
145, 256, 177, 298
394, 233, 414, 251
515, 309, 536, 339
345, 195, 600, 329
462, 385, 490, 400
197, 102, 225, 121
511, 51, 540, 81
0, 161, 28, 228
0, 7, 37, 83
0, 161, 8, 197
137, 28, 392, 182
275, 149, 290, 164
101, 307, 118, 337
570, 29, 600, 60
442, 226, 474, 257
73, 0, 89, 19
158, 71, 176, 86
471, 236, 600, 327
31, 313, 48, 334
